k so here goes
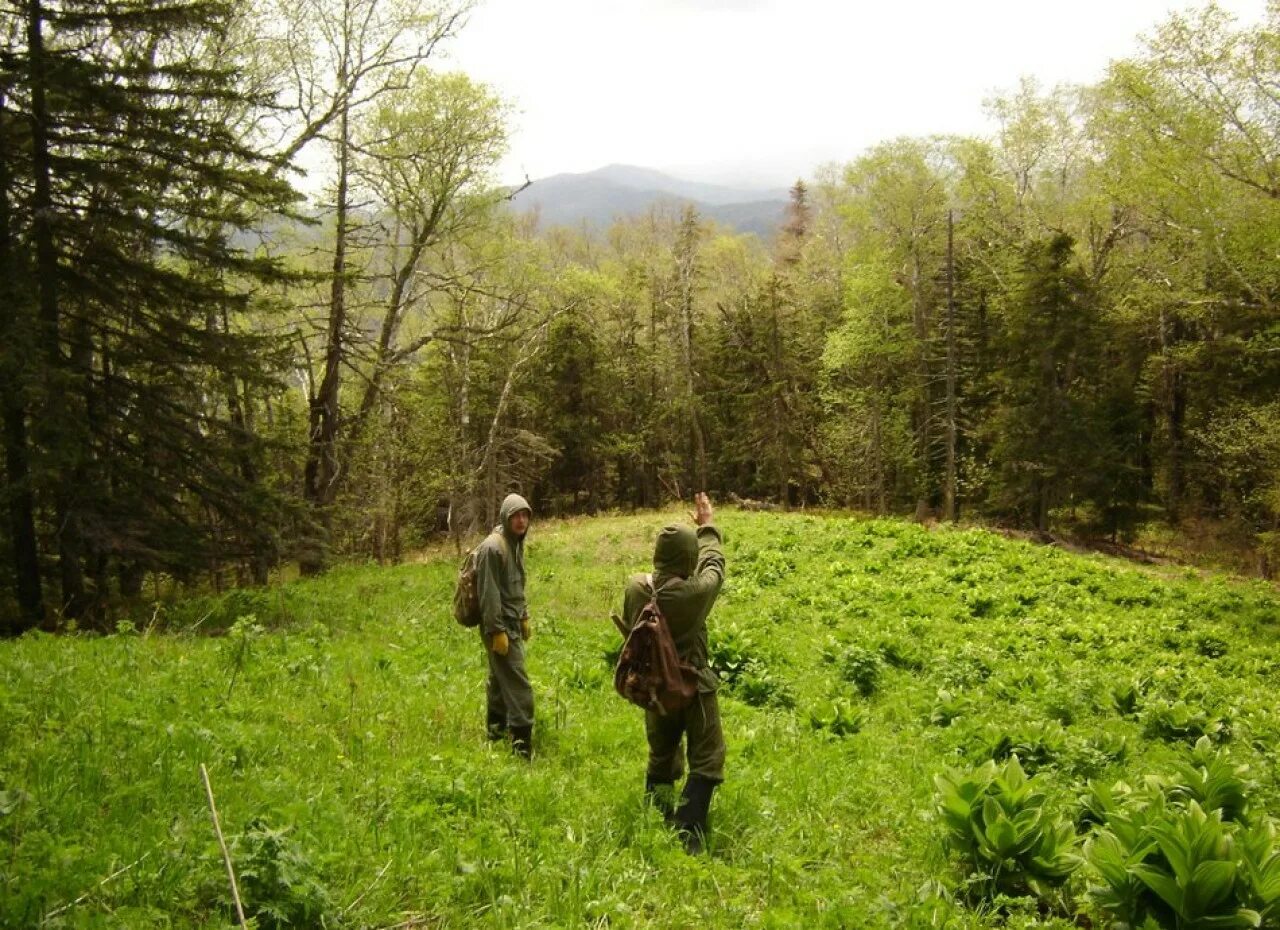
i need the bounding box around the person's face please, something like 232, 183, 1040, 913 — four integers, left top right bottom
509, 510, 530, 537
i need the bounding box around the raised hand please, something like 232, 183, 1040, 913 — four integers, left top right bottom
689, 492, 713, 527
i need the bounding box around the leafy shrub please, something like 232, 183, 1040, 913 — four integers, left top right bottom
1064, 731, 1129, 778
735, 550, 795, 588
939, 647, 995, 688
934, 756, 1080, 902
1086, 800, 1258, 930
233, 819, 330, 929
809, 699, 865, 737
1164, 736, 1250, 824
566, 660, 606, 691
1195, 634, 1230, 659
708, 624, 792, 706
991, 666, 1047, 701
878, 636, 926, 671
1238, 820, 1280, 924
1082, 739, 1273, 930
964, 593, 998, 618
930, 690, 968, 728
709, 624, 756, 685
1110, 677, 1146, 717
823, 644, 881, 698
735, 666, 795, 709
1078, 778, 1137, 831
981, 721, 1066, 775
1143, 699, 1233, 746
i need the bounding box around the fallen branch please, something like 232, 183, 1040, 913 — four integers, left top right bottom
40, 850, 151, 924
185, 608, 216, 635
200, 764, 248, 930
341, 857, 393, 915
143, 603, 163, 637
373, 915, 434, 930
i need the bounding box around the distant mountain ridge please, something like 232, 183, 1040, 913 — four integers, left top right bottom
508, 164, 790, 239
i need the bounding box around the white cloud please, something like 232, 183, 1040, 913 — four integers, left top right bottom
443, 0, 1268, 187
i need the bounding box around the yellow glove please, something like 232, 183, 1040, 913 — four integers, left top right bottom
521, 618, 532, 641
490, 631, 509, 656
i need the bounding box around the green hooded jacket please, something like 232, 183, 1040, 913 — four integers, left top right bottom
476, 493, 531, 637
622, 523, 725, 691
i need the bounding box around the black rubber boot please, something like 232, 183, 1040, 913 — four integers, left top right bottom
674, 775, 718, 854
486, 710, 507, 743
510, 724, 533, 760
645, 775, 676, 821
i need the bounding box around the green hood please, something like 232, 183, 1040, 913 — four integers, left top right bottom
653, 524, 698, 578
498, 493, 532, 536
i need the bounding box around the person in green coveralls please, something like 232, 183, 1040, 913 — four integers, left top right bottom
476, 493, 535, 758
620, 492, 725, 853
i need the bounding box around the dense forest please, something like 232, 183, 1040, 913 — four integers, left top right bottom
2, 0, 1278, 632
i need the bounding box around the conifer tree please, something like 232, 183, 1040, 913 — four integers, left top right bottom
987, 233, 1102, 531
0, 0, 300, 629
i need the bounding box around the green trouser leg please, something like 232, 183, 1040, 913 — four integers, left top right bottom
485, 632, 534, 730
644, 691, 725, 782
645, 691, 724, 847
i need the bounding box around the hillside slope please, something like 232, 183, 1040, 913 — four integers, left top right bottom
3, 512, 1278, 928
507, 164, 789, 238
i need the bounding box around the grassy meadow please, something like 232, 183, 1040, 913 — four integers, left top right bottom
3, 510, 1280, 929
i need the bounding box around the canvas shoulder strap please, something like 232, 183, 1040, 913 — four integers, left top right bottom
644, 573, 674, 613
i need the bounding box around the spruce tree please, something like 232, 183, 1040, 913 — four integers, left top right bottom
0, 0, 300, 630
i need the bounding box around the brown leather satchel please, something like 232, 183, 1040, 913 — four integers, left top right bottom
613, 575, 700, 716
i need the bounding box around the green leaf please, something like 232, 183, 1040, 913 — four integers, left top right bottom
1186, 860, 1238, 916
1195, 910, 1261, 930
1132, 863, 1184, 913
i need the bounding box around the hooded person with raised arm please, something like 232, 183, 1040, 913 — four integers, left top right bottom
476, 493, 535, 758
620, 492, 726, 852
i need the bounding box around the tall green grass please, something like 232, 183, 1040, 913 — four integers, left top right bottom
3, 511, 1278, 928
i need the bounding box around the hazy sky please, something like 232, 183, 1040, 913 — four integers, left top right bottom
442, 0, 1267, 188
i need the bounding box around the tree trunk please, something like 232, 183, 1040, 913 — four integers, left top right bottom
910, 250, 933, 521
870, 382, 886, 514
212, 307, 269, 585
453, 342, 472, 540
0, 86, 44, 632
648, 278, 660, 507
302, 104, 351, 575
0, 395, 42, 632
69, 307, 104, 626
390, 467, 403, 564
769, 285, 790, 506
28, 0, 87, 618
1164, 322, 1186, 524
118, 561, 145, 599
942, 211, 959, 522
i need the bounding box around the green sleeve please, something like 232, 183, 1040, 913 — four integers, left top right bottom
690, 525, 725, 593
621, 577, 646, 632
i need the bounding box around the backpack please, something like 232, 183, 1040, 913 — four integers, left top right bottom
614, 575, 700, 715
452, 534, 507, 628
